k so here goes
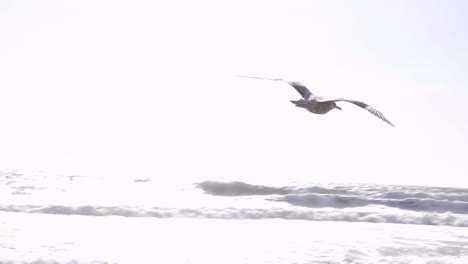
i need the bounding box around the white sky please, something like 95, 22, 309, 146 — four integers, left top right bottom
0, 0, 467, 187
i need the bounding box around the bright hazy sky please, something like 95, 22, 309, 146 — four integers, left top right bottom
0, 0, 467, 187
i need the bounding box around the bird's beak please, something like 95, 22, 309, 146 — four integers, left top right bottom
335, 106, 342, 111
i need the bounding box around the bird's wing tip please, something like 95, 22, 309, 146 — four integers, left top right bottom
237, 75, 284, 81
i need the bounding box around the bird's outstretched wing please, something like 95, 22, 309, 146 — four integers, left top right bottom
238, 75, 313, 99
321, 98, 395, 127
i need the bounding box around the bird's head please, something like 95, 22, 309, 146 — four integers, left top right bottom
333, 103, 342, 111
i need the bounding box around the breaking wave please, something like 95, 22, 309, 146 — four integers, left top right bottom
2, 175, 468, 227
197, 181, 468, 214
1, 204, 467, 227
276, 193, 468, 214
0, 180, 467, 227
197, 181, 468, 226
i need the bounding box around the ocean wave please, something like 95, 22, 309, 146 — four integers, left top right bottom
2, 176, 468, 227
275, 193, 468, 214
198, 181, 468, 214
1, 204, 467, 227
377, 190, 468, 203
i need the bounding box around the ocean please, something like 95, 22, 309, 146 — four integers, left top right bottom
1, 170, 468, 264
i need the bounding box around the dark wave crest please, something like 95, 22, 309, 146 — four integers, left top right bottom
196, 181, 288, 196
196, 181, 348, 196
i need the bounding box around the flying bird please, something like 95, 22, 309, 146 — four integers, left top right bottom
239, 75, 394, 127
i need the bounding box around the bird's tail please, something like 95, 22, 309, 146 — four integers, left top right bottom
290, 100, 307, 106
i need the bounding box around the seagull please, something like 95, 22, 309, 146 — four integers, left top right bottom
239, 75, 394, 127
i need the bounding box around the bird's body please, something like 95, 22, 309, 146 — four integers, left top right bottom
239, 75, 394, 127
290, 99, 335, 114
